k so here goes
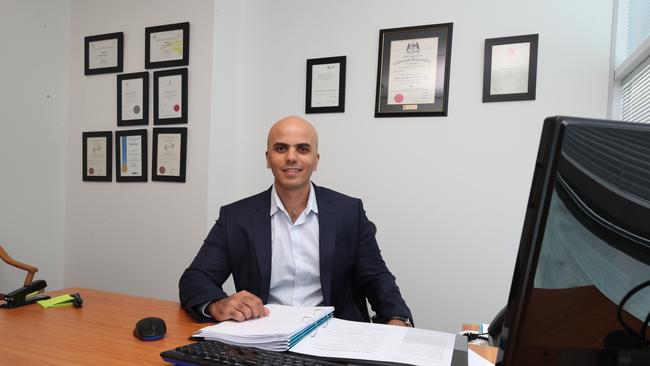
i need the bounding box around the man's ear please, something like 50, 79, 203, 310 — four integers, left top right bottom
314, 153, 320, 171
265, 151, 270, 168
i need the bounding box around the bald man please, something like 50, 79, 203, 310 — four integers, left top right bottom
179, 116, 412, 327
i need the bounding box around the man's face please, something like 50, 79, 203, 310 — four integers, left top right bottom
266, 118, 319, 193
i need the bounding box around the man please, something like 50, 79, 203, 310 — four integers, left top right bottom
179, 116, 412, 327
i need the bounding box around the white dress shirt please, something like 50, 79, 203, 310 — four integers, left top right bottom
268, 183, 323, 306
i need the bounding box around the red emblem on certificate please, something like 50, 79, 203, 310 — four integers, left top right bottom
393, 94, 404, 103
159, 166, 166, 174
88, 168, 94, 175
173, 104, 180, 112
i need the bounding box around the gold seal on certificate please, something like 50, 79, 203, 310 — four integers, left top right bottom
116, 129, 147, 182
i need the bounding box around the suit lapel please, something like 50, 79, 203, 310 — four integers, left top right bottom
316, 186, 336, 305
251, 188, 272, 302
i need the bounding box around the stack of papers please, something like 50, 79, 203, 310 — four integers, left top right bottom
193, 304, 334, 351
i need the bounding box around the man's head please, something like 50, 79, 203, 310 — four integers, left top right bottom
266, 116, 320, 194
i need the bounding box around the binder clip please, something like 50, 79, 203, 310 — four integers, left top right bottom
37, 293, 83, 309
0, 279, 51, 309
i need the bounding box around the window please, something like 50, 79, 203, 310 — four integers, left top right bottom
610, 0, 650, 123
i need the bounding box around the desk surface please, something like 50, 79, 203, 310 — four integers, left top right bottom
1, 288, 498, 365
0, 288, 199, 365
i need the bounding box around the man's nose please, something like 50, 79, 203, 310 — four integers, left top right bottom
286, 147, 297, 162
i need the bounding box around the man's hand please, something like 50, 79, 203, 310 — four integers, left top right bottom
387, 319, 409, 327
208, 290, 270, 322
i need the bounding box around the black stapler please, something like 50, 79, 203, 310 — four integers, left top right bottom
0, 279, 51, 308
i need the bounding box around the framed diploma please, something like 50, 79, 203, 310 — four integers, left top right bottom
152, 127, 187, 182
145, 22, 190, 69
153, 68, 188, 125
305, 56, 346, 114
483, 34, 538, 102
115, 129, 148, 182
82, 131, 112, 182
84, 32, 123, 75
117, 72, 149, 126
375, 23, 453, 117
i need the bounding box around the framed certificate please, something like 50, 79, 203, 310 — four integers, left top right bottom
152, 127, 187, 182
82, 131, 112, 182
483, 34, 538, 102
375, 23, 453, 117
153, 68, 188, 125
115, 129, 147, 182
145, 22, 190, 69
306, 56, 346, 114
84, 32, 123, 75
117, 72, 149, 126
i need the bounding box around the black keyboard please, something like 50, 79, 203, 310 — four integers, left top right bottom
160, 340, 344, 366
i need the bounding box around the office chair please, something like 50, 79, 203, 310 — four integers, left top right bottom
0, 245, 39, 287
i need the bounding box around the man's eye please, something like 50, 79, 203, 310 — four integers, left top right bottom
275, 146, 287, 152
298, 145, 310, 153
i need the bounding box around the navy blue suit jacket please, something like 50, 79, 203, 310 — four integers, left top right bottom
179, 185, 412, 323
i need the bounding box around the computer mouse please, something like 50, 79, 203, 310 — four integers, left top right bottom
133, 317, 166, 341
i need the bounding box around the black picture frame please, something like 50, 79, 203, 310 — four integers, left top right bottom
145, 22, 190, 69
375, 23, 453, 117
483, 34, 538, 102
153, 68, 188, 125
115, 129, 148, 182
117, 72, 149, 126
305, 56, 346, 114
84, 32, 123, 75
82, 131, 112, 182
152, 127, 187, 182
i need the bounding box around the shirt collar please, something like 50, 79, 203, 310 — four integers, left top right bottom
270, 183, 319, 217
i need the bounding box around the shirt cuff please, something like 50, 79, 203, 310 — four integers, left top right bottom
200, 301, 213, 319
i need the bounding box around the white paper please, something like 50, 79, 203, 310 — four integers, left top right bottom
119, 135, 142, 176
88, 39, 118, 69
150, 29, 184, 62
490, 42, 530, 95
121, 79, 143, 121
291, 318, 456, 366
156, 133, 181, 176
86, 137, 107, 176
311, 63, 340, 107
158, 75, 182, 119
387, 37, 438, 105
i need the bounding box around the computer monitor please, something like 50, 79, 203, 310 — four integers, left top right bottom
495, 116, 650, 366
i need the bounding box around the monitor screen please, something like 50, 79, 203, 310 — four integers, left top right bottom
497, 116, 650, 366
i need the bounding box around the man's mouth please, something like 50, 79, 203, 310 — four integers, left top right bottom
283, 167, 302, 176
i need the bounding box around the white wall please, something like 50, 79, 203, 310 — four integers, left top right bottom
64, 0, 214, 301
207, 0, 614, 332
0, 0, 70, 292
1, 0, 613, 334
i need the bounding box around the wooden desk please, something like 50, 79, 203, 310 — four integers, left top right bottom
2, 288, 498, 365
0, 288, 200, 365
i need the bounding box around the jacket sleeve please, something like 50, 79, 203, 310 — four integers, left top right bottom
179, 206, 232, 322
353, 199, 414, 325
